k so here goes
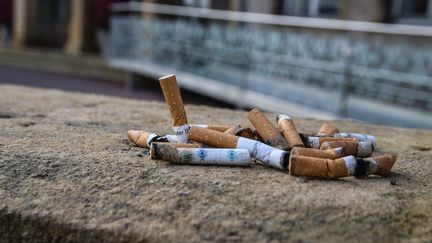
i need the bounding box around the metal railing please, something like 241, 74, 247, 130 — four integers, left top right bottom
106, 2, 432, 128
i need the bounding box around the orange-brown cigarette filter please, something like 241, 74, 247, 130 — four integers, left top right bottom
224, 125, 240, 135
248, 108, 290, 150
150, 142, 202, 159
190, 124, 234, 132
306, 136, 357, 149
277, 114, 305, 148
291, 147, 345, 160
320, 140, 373, 158
363, 155, 397, 177
127, 130, 152, 148
127, 130, 178, 148
159, 74, 189, 143
207, 125, 234, 132
189, 126, 239, 148
289, 155, 353, 179
235, 127, 257, 140
317, 122, 339, 136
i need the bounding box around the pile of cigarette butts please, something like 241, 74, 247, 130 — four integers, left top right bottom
128, 74, 397, 180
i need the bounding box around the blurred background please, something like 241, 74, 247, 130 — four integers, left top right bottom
0, 0, 431, 128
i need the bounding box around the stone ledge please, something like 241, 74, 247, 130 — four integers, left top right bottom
1, 84, 431, 242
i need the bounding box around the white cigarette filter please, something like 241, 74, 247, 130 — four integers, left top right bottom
127, 130, 177, 148
151, 143, 251, 166
150, 142, 202, 159
333, 133, 377, 147
159, 74, 189, 143
177, 148, 251, 166
188, 127, 289, 170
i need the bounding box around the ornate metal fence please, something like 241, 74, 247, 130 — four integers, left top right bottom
106, 2, 432, 128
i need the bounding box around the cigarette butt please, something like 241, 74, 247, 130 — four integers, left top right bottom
127, 130, 178, 148
177, 148, 251, 166
189, 127, 289, 170
150, 143, 179, 162
159, 74, 189, 143
153, 143, 251, 166
150, 142, 202, 159
128, 130, 149, 147
189, 126, 239, 148
248, 108, 290, 150
363, 155, 397, 177
127, 130, 161, 148
306, 136, 357, 149
224, 125, 240, 135
235, 127, 256, 140
277, 114, 304, 148
317, 123, 339, 136
334, 133, 377, 147
291, 147, 345, 159
191, 124, 234, 132
320, 140, 373, 157
289, 155, 350, 179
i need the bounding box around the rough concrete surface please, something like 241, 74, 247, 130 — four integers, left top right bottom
0, 84, 431, 242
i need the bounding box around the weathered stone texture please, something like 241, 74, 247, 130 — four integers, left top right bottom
0, 85, 431, 242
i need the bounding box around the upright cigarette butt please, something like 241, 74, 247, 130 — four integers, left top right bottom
248, 108, 290, 150
317, 123, 339, 136
321, 140, 373, 157
334, 133, 377, 147
189, 127, 289, 170
159, 74, 189, 143
289, 155, 350, 179
191, 124, 234, 132
291, 147, 345, 160
277, 114, 304, 148
150, 142, 202, 159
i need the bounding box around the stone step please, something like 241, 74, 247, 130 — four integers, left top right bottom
1, 85, 431, 242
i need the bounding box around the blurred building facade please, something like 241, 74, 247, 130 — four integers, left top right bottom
1, 0, 432, 52
1, 0, 432, 128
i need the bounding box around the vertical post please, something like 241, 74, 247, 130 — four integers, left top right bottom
308, 0, 320, 17
12, 0, 27, 49
427, 0, 432, 18
338, 44, 353, 117
64, 0, 85, 55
